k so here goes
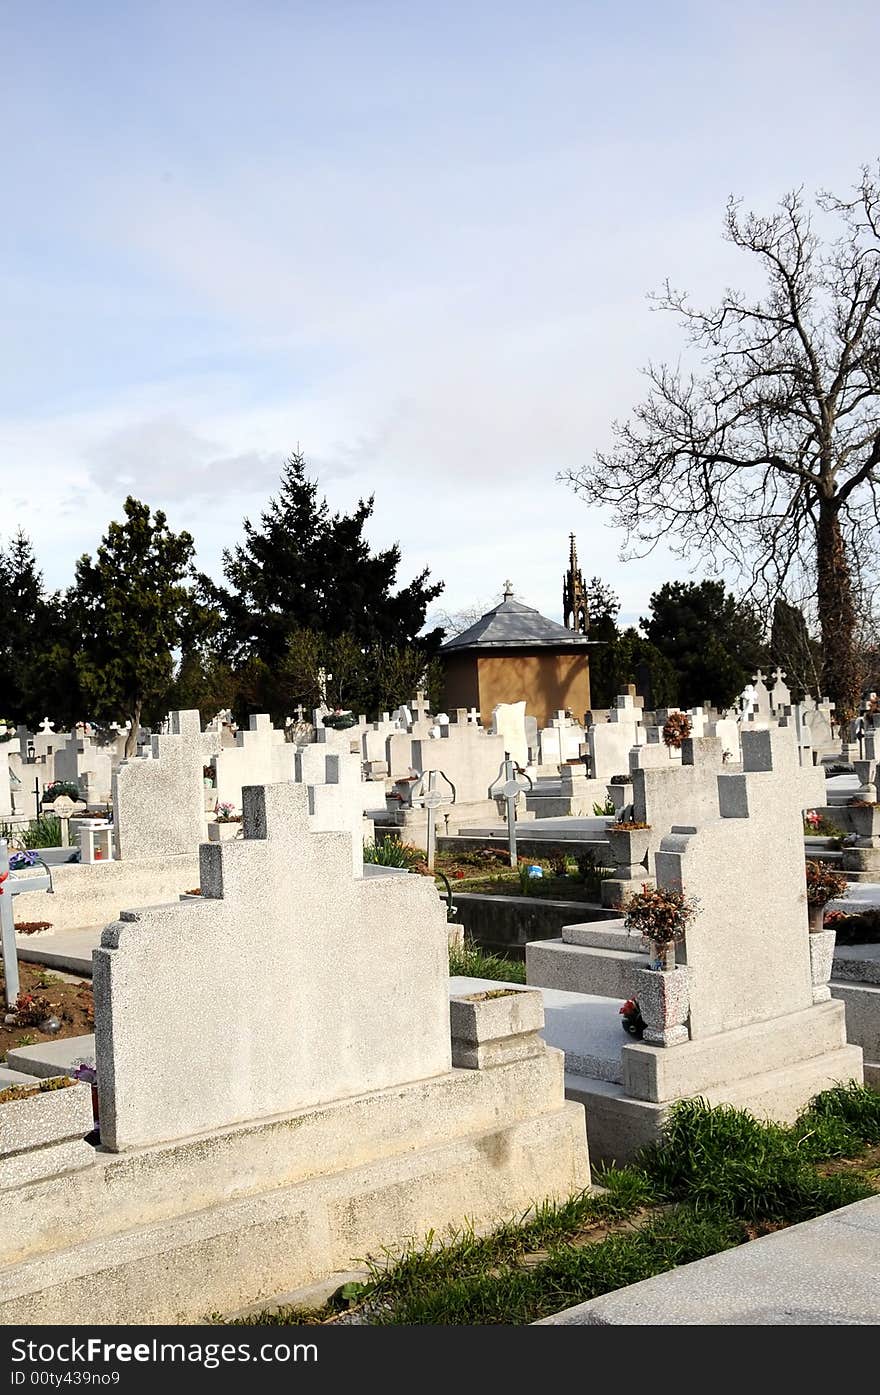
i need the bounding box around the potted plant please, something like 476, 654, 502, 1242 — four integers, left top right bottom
805, 859, 848, 932
607, 821, 651, 879
623, 882, 698, 971
847, 800, 880, 841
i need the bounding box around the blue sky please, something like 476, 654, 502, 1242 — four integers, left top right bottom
2, 0, 879, 629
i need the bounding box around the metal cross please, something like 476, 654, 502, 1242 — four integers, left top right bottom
409, 768, 456, 872
0, 839, 52, 1008
488, 755, 533, 867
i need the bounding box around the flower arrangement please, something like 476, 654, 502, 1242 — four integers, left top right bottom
805, 860, 848, 907
14, 921, 52, 935
619, 998, 645, 1038
214, 802, 239, 823
803, 811, 845, 842
9, 850, 39, 870
623, 883, 699, 947
610, 820, 650, 831
662, 712, 692, 749
43, 780, 79, 803
203, 764, 216, 786
322, 710, 358, 730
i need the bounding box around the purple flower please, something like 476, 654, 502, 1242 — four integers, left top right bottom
9, 851, 38, 869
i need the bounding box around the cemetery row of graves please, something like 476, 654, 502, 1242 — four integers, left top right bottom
1, 671, 879, 1324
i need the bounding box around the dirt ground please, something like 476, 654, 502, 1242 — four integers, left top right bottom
0, 959, 94, 1059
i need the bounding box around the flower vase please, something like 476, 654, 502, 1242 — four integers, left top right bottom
807, 903, 825, 934
647, 940, 676, 972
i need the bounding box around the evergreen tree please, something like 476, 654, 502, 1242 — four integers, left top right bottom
71, 498, 205, 753
0, 530, 79, 726
215, 451, 444, 667
770, 598, 822, 701
642, 580, 767, 709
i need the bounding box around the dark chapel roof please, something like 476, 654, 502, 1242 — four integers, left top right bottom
440, 588, 596, 654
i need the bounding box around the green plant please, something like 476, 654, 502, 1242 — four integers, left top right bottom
576, 850, 614, 898
548, 848, 568, 878
448, 939, 526, 984
592, 795, 616, 817
363, 839, 423, 869
43, 780, 79, 803
14, 816, 62, 849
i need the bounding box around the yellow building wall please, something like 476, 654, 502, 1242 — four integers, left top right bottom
475, 651, 591, 730
440, 651, 480, 715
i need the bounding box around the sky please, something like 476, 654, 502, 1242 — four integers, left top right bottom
2, 0, 879, 632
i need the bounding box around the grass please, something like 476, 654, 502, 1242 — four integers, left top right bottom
0, 816, 62, 849
363, 839, 424, 869
228, 1086, 880, 1326
448, 939, 527, 983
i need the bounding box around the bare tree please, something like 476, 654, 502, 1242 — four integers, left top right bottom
563, 166, 880, 721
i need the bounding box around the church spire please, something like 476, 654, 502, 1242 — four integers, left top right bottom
563, 533, 589, 634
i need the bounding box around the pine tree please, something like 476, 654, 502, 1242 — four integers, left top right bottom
212, 451, 444, 716
71, 499, 204, 753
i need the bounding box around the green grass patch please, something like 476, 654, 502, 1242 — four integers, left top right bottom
448, 939, 527, 984
227, 1086, 880, 1327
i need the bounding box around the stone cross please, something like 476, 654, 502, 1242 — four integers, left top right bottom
467, 707, 480, 725
410, 768, 456, 871
488, 755, 533, 867
38, 718, 55, 734
412, 691, 431, 724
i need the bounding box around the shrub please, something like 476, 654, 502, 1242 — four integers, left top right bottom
548, 848, 568, 877
576, 850, 614, 898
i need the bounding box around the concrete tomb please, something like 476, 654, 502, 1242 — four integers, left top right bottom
0, 776, 588, 1323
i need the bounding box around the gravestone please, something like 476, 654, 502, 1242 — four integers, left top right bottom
94, 780, 454, 1151
538, 711, 584, 769
113, 710, 218, 859
490, 701, 529, 768
588, 693, 644, 780
213, 714, 296, 809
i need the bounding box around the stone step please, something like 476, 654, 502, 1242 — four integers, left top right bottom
621, 999, 852, 1104
832, 945, 880, 986
5, 1035, 95, 1079
527, 938, 643, 1000
561, 921, 635, 951
0, 1067, 43, 1089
